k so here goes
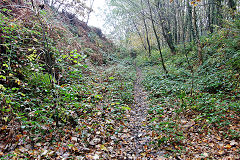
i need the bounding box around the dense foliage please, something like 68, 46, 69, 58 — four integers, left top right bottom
136, 16, 240, 158
0, 1, 135, 159
0, 0, 239, 159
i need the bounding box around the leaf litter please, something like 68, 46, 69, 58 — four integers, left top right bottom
1, 66, 239, 159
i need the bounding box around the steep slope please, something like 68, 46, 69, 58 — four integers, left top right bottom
0, 1, 135, 159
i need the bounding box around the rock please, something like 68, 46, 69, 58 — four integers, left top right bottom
89, 138, 101, 146
19, 147, 28, 153
138, 133, 143, 137
41, 150, 48, 156
93, 154, 100, 159
108, 146, 114, 152
182, 121, 195, 128
36, 143, 41, 147
230, 140, 238, 146
62, 152, 70, 159
81, 147, 90, 152
71, 137, 78, 142
76, 156, 84, 160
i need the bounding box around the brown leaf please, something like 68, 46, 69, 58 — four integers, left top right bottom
16, 134, 23, 141
216, 136, 221, 141
218, 150, 224, 155
1, 126, 7, 130
225, 144, 231, 149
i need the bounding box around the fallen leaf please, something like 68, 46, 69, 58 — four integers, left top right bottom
218, 150, 224, 155
1, 126, 7, 130
141, 152, 146, 156
216, 136, 221, 141
225, 144, 231, 149
100, 144, 107, 151
16, 134, 23, 141
203, 152, 209, 157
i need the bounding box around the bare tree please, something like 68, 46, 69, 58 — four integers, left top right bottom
147, 0, 168, 74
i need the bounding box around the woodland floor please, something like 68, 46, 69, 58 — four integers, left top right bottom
1, 64, 239, 160
1, 65, 239, 160
112, 66, 167, 159
112, 66, 240, 160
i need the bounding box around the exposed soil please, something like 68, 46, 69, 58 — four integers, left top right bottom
114, 66, 166, 159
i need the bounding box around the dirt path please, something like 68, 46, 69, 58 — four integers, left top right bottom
125, 66, 151, 158
117, 67, 166, 159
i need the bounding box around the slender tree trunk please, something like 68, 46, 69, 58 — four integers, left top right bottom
216, 0, 222, 26
228, 0, 236, 10
182, 13, 194, 96
156, 2, 176, 55
186, 0, 194, 42
147, 0, 168, 75
86, 0, 95, 24
141, 0, 151, 57
193, 6, 203, 65
192, 6, 197, 42
182, 0, 187, 43
208, 0, 213, 33
173, 1, 178, 44
51, 0, 54, 7
132, 19, 147, 52
228, 0, 237, 18
211, 0, 215, 33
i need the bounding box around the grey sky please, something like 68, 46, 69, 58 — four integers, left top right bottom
88, 0, 107, 32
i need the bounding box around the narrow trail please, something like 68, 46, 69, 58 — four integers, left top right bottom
118, 66, 166, 159
125, 66, 151, 158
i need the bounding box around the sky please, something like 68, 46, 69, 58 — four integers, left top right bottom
88, 0, 107, 32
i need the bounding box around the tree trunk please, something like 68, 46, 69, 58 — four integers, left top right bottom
228, 0, 236, 10
141, 0, 151, 57
147, 0, 168, 75
193, 6, 203, 65
156, 2, 176, 55
132, 19, 147, 52
216, 0, 222, 27
86, 0, 95, 24
173, 1, 178, 44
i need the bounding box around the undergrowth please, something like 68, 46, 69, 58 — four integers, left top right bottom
138, 17, 240, 157
0, 4, 135, 159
